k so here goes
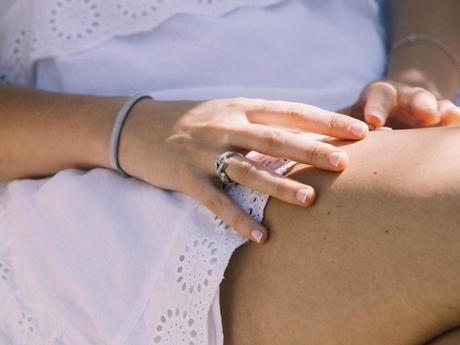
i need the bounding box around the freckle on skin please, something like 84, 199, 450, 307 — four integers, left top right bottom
385, 230, 389, 234
373, 171, 378, 175
327, 211, 331, 216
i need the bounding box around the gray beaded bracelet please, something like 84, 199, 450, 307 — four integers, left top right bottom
109, 92, 154, 177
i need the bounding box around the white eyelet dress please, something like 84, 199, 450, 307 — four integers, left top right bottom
0, 0, 435, 344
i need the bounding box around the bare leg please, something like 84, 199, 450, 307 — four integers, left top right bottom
428, 328, 460, 345
221, 126, 460, 345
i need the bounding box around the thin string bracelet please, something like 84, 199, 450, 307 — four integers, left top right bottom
109, 92, 154, 177
391, 34, 460, 84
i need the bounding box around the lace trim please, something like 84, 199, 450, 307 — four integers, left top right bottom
0, 0, 286, 86
127, 153, 296, 344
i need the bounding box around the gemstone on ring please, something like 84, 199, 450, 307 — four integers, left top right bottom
214, 151, 244, 185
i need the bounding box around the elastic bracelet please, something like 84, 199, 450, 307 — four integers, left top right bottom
391, 34, 460, 83
109, 92, 154, 178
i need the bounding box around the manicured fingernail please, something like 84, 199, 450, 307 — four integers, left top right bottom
251, 229, 264, 243
296, 188, 312, 204
367, 111, 385, 126
374, 126, 393, 131
328, 152, 347, 168
350, 122, 368, 137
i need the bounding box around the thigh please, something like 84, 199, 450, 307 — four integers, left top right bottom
220, 127, 460, 345
427, 328, 460, 345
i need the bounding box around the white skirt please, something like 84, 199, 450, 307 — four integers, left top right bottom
0, 154, 294, 345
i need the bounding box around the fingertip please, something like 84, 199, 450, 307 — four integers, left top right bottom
350, 121, 369, 139
441, 106, 460, 125
296, 186, 316, 207
251, 227, 268, 244
364, 110, 386, 127
307, 186, 317, 206
416, 108, 441, 125
328, 151, 349, 171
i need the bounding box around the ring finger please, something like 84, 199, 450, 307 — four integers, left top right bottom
222, 153, 316, 207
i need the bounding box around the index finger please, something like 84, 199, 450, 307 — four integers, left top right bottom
245, 100, 369, 140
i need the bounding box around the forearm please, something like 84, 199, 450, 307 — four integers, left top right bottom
0, 85, 126, 180
387, 0, 460, 99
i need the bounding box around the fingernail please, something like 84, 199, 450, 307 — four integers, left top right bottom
296, 188, 313, 204
350, 122, 368, 137
421, 108, 441, 123
367, 111, 385, 126
328, 152, 347, 168
251, 229, 264, 243
374, 126, 393, 131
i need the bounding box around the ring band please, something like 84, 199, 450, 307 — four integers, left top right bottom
214, 151, 244, 185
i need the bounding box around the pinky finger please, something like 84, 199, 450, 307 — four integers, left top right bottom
194, 180, 269, 244
438, 100, 460, 126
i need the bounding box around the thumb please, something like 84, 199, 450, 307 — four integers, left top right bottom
362, 81, 398, 127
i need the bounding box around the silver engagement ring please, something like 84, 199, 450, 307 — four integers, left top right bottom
214, 151, 244, 185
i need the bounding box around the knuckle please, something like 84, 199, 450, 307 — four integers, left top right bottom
371, 80, 396, 94
221, 98, 244, 112
409, 87, 430, 101
227, 97, 252, 109
261, 130, 283, 149
282, 104, 304, 120
327, 113, 340, 131
250, 97, 265, 104
231, 96, 248, 104
235, 160, 255, 184
227, 212, 245, 233
307, 142, 323, 164
273, 178, 289, 197
368, 81, 398, 103
412, 86, 427, 94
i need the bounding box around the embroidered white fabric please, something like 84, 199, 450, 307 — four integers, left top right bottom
0, 0, 286, 86
125, 154, 296, 345
2, 0, 459, 104
0, 154, 295, 345
0, 0, 458, 343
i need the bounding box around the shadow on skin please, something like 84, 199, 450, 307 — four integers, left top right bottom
221, 127, 460, 345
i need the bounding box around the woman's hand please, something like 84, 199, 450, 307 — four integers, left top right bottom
350, 80, 460, 129
119, 97, 369, 243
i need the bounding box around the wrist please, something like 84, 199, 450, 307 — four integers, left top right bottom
386, 42, 459, 99
78, 95, 129, 171
115, 97, 159, 180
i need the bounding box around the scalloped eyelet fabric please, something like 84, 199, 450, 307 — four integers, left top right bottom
124, 152, 296, 345
0, 0, 286, 86
0, 153, 295, 344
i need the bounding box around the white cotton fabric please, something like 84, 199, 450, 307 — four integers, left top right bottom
0, 0, 396, 344
0, 153, 295, 345
33, 0, 386, 111
0, 0, 287, 85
